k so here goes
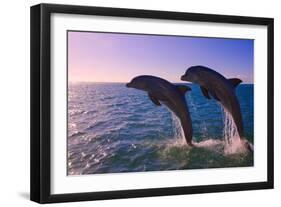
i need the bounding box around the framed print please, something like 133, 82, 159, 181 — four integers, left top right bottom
30, 3, 274, 203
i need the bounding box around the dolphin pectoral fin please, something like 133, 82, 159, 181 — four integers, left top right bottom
212, 93, 220, 101
175, 85, 191, 95
148, 93, 161, 106
200, 86, 211, 99
200, 86, 220, 101
228, 78, 242, 88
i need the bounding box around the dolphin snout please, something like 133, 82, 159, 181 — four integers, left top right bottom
126, 83, 131, 88
181, 75, 186, 81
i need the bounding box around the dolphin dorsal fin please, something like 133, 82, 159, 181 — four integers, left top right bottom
175, 85, 191, 95
200, 86, 211, 99
148, 93, 161, 106
228, 78, 242, 88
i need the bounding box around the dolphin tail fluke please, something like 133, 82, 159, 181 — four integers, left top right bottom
246, 141, 254, 152
228, 78, 242, 88
241, 139, 253, 153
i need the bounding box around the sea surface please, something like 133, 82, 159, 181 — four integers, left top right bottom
68, 83, 254, 175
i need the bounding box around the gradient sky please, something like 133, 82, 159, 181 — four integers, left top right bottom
68, 31, 254, 83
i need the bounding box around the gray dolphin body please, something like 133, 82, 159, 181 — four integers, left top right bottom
181, 66, 244, 139
126, 75, 193, 145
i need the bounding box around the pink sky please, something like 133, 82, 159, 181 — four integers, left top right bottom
68, 31, 254, 83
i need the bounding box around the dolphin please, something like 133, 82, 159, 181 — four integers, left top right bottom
126, 75, 193, 145
181, 65, 244, 139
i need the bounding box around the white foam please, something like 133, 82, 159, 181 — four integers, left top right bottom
193, 139, 222, 148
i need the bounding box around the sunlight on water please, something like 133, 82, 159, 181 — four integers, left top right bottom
68, 83, 253, 174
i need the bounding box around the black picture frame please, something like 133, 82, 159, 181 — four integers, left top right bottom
30, 3, 274, 204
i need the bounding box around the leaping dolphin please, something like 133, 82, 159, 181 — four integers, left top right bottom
181, 65, 244, 139
126, 75, 193, 145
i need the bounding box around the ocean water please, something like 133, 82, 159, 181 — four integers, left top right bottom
68, 83, 254, 175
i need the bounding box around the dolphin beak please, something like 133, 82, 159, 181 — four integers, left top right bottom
126, 83, 131, 88
180, 75, 186, 81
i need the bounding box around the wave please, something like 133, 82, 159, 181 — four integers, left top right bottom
68, 84, 253, 174
69, 131, 85, 138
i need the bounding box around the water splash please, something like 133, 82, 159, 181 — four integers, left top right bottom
167, 100, 250, 155
162, 112, 192, 161
220, 106, 249, 154
188, 93, 208, 139
170, 112, 186, 145
193, 139, 223, 151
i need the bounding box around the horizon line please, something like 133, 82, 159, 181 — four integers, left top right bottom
69, 81, 254, 84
